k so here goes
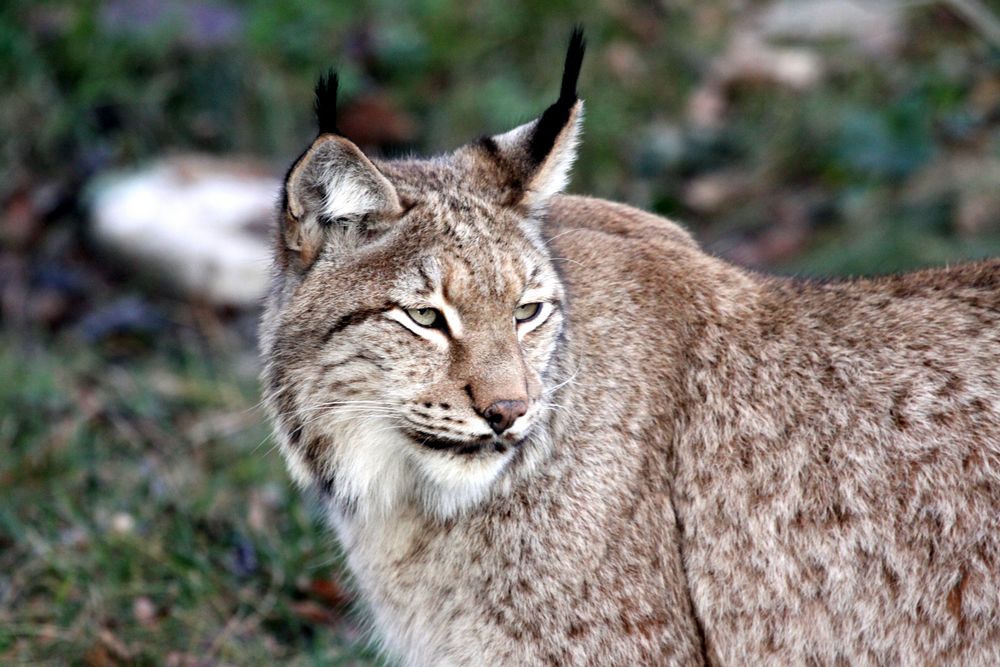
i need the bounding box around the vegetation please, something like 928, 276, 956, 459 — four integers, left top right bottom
2, 0, 1000, 663
0, 330, 382, 664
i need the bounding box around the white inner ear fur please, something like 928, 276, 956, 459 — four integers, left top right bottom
493, 100, 583, 208
321, 168, 392, 221
285, 135, 401, 252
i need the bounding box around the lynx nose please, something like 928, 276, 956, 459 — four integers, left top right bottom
482, 400, 527, 435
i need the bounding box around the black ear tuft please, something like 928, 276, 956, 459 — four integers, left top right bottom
560, 26, 586, 104
314, 69, 339, 136
528, 26, 586, 164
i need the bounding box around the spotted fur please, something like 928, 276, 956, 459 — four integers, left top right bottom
260, 31, 1000, 666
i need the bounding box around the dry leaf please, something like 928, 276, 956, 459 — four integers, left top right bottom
290, 600, 340, 626
307, 577, 352, 607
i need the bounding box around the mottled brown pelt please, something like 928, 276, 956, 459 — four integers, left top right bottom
260, 30, 1000, 666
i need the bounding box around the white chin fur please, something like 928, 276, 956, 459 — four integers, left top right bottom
411, 448, 513, 520
284, 413, 512, 521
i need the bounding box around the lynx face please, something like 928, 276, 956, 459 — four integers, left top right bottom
267, 184, 568, 518
261, 35, 585, 519
369, 195, 564, 454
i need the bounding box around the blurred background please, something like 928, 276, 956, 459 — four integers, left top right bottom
3, 0, 1000, 663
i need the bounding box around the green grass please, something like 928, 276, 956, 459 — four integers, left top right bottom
0, 333, 380, 665
4, 1, 1000, 662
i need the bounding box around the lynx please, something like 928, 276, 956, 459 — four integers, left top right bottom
260, 30, 1000, 665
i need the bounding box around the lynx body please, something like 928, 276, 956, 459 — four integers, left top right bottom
260, 33, 1000, 665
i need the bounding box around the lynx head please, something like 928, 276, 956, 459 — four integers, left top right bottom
261, 30, 585, 519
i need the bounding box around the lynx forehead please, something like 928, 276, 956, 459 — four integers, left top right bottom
261, 29, 1000, 666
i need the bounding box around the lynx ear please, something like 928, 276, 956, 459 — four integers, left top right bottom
281, 72, 402, 269
478, 28, 585, 209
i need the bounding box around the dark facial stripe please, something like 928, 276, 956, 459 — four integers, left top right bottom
303, 435, 323, 465
417, 265, 437, 295
323, 307, 390, 344
322, 351, 391, 373
285, 415, 304, 446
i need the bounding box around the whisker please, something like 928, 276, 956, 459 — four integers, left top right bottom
546, 368, 581, 394
550, 256, 590, 270
300, 404, 410, 430
250, 430, 277, 456
295, 402, 401, 414
237, 396, 270, 417
539, 227, 587, 249
302, 400, 403, 408
296, 405, 400, 416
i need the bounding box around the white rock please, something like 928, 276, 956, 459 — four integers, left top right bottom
91, 156, 280, 307
716, 30, 823, 90
110, 511, 135, 535
757, 0, 904, 56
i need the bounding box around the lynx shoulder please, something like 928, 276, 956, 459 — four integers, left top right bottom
260, 30, 1000, 665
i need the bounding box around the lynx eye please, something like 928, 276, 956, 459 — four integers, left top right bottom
406, 307, 442, 328
514, 302, 542, 323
